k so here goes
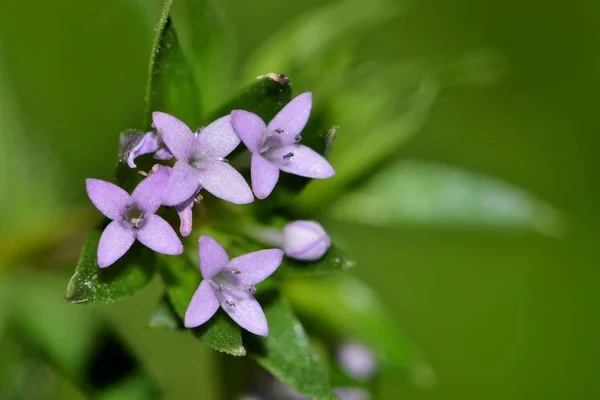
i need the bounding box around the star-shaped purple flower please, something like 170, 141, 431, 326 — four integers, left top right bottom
152, 112, 253, 206
185, 236, 283, 336
86, 173, 183, 268
231, 92, 335, 199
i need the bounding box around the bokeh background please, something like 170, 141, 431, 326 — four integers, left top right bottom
1, 0, 599, 398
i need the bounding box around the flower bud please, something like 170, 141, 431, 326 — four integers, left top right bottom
336, 342, 377, 381
283, 220, 331, 261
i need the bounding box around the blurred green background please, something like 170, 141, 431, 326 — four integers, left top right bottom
1, 0, 599, 398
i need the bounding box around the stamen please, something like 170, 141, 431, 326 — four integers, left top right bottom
294, 134, 302, 143
260, 145, 273, 154
138, 170, 149, 177
226, 300, 236, 307
274, 128, 284, 134
194, 194, 203, 204
231, 269, 241, 275
209, 280, 223, 292
283, 152, 294, 160
247, 286, 256, 294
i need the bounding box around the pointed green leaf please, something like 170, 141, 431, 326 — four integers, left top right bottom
171, 0, 234, 115
246, 292, 336, 400
159, 256, 246, 356
142, 0, 200, 129
329, 160, 563, 235
277, 244, 355, 278
209, 73, 292, 123
65, 228, 156, 304
283, 276, 429, 373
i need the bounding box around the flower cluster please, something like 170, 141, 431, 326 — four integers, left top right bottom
86, 93, 335, 335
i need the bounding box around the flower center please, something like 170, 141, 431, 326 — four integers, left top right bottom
260, 127, 301, 161
122, 203, 146, 229
208, 268, 256, 308
188, 151, 228, 169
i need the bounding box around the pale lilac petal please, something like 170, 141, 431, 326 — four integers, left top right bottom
131, 167, 170, 213
283, 220, 331, 261
175, 190, 199, 237
136, 214, 183, 255
152, 112, 194, 160
184, 280, 220, 328
127, 132, 160, 168
251, 154, 280, 199
86, 179, 130, 220
154, 148, 173, 160
222, 292, 268, 336
227, 249, 283, 285
196, 115, 241, 158
334, 388, 371, 400
162, 160, 200, 206
197, 161, 253, 204
97, 221, 135, 268
231, 110, 266, 152
267, 92, 312, 145
198, 236, 229, 279
270, 144, 335, 179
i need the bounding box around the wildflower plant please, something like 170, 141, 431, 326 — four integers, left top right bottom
64, 0, 428, 398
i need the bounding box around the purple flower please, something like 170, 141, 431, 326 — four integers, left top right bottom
86, 173, 183, 268
336, 342, 377, 381
152, 112, 253, 205
283, 220, 331, 261
185, 236, 283, 336
231, 93, 335, 199
121, 131, 173, 169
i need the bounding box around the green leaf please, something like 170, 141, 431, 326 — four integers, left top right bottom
209, 73, 292, 123
147, 296, 181, 330
142, 0, 201, 129
65, 228, 157, 304
171, 0, 234, 115
283, 275, 429, 373
277, 243, 355, 278
296, 79, 439, 210
243, 0, 402, 81
329, 160, 563, 236
159, 256, 246, 356
246, 292, 336, 400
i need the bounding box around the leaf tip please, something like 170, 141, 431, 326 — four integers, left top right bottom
258, 72, 290, 86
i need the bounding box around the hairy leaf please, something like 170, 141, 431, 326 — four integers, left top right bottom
65, 228, 156, 304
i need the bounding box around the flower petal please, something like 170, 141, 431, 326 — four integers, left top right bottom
154, 148, 173, 160
227, 249, 283, 285
196, 115, 241, 158
136, 214, 183, 255
230, 110, 266, 152
175, 190, 199, 237
197, 161, 253, 204
97, 221, 135, 268
152, 112, 194, 160
184, 280, 220, 328
198, 235, 229, 279
86, 179, 130, 220
270, 144, 335, 178
131, 167, 169, 213
251, 154, 279, 199
127, 132, 160, 168
162, 160, 200, 206
267, 92, 312, 145
221, 291, 268, 336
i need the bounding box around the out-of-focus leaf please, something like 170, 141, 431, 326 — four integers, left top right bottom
142, 0, 200, 129
65, 229, 157, 304
209, 73, 292, 123
296, 79, 439, 210
330, 160, 563, 236
243, 0, 401, 80
246, 292, 337, 400
147, 296, 181, 330
277, 244, 355, 278
159, 256, 246, 356
171, 0, 234, 115
283, 275, 429, 373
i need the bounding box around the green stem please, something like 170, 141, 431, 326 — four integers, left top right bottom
142, 0, 175, 129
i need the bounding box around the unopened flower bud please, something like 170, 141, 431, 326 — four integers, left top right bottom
283, 220, 331, 261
